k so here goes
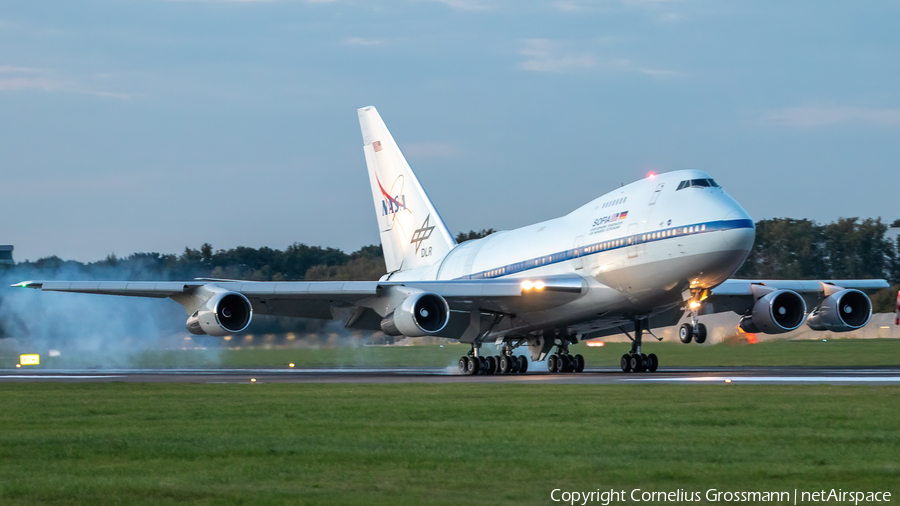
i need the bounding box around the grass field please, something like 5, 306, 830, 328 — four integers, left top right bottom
11, 337, 900, 369
0, 383, 897, 505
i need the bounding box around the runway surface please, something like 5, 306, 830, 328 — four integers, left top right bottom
3, 366, 900, 384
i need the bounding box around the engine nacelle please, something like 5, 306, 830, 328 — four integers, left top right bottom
380, 292, 450, 337
806, 289, 872, 332
739, 289, 806, 334
186, 291, 253, 336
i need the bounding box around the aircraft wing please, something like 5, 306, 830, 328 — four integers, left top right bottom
703, 278, 890, 316
13, 276, 586, 337
581, 278, 890, 341
710, 279, 889, 296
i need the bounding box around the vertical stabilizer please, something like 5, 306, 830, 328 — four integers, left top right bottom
358, 106, 456, 273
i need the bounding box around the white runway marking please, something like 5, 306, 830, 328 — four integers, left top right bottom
0, 375, 125, 379
624, 376, 900, 383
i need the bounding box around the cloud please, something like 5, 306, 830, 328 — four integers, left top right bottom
0, 77, 59, 91
433, 0, 492, 11
518, 40, 679, 77
0, 64, 139, 98
344, 37, 387, 46
519, 39, 597, 73
554, 0, 683, 21
762, 106, 900, 127
0, 66, 59, 91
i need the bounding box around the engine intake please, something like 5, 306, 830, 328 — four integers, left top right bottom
380, 292, 450, 337
186, 291, 253, 336
739, 289, 806, 334
806, 289, 872, 332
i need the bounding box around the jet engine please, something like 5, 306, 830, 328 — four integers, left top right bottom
380, 292, 450, 337
739, 289, 806, 334
806, 289, 872, 332
186, 291, 253, 336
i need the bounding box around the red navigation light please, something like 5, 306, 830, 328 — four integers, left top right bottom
648, 172, 656, 179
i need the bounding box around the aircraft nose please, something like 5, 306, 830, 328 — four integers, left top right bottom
723, 209, 755, 251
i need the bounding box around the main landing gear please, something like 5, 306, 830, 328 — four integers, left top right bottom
620, 319, 658, 373
547, 335, 585, 374
457, 344, 528, 375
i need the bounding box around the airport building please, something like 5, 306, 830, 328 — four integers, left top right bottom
0, 245, 12, 265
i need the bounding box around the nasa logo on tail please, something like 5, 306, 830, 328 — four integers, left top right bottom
376, 174, 410, 217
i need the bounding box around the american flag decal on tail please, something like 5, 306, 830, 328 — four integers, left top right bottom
373, 140, 382, 152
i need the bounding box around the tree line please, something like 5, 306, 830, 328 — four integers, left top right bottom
2, 219, 897, 301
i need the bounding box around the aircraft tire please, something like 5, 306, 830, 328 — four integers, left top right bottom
620, 354, 632, 372
547, 354, 558, 373
479, 357, 489, 374
694, 323, 707, 344
466, 356, 480, 375
629, 354, 643, 372
458, 357, 469, 374
647, 353, 658, 372
486, 356, 498, 374
565, 355, 574, 373
517, 355, 528, 373
499, 355, 511, 374
679, 323, 693, 344
574, 354, 585, 373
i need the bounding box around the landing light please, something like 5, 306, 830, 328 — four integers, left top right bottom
689, 300, 701, 310
522, 279, 546, 291
586, 341, 605, 347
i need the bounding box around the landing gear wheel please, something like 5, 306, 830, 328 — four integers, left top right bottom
574, 354, 585, 373
621, 354, 632, 372
629, 354, 644, 372
547, 354, 558, 373
679, 323, 693, 344
466, 356, 480, 375
499, 355, 512, 374
694, 323, 707, 344
486, 356, 498, 375
517, 355, 528, 374
647, 353, 658, 372
458, 357, 469, 374
560, 354, 572, 373
479, 357, 489, 374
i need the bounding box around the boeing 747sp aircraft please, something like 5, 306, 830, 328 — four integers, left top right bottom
15, 107, 890, 374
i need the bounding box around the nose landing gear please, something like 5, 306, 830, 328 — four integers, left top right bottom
680, 291, 708, 344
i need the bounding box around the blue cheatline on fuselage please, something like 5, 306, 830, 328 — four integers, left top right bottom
462, 218, 755, 280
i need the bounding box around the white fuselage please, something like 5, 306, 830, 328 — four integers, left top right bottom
385, 169, 755, 337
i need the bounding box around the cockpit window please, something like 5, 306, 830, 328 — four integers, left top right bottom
677, 178, 721, 190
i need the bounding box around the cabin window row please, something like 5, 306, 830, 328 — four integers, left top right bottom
641, 224, 707, 242
601, 197, 627, 208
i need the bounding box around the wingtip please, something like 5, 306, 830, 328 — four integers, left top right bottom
12, 281, 41, 289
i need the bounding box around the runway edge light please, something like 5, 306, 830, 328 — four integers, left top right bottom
20, 354, 40, 366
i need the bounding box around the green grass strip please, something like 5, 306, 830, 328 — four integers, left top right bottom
0, 383, 897, 505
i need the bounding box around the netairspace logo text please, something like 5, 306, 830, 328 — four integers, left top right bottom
550, 488, 892, 505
